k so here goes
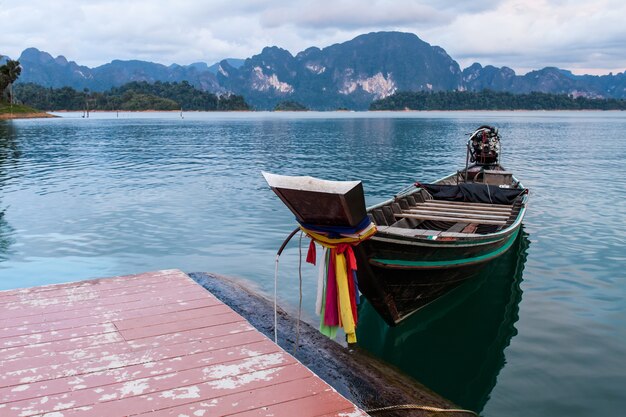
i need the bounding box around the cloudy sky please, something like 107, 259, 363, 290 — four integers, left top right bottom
2, 0, 624, 75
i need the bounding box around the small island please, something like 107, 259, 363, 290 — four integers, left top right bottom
0, 102, 55, 120
1, 57, 55, 119
1, 57, 54, 119
273, 100, 308, 111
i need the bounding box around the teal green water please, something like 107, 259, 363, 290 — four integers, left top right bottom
1, 111, 625, 416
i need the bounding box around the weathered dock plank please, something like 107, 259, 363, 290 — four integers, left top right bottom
0, 269, 367, 417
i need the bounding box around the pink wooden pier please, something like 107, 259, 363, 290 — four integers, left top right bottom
0, 269, 367, 417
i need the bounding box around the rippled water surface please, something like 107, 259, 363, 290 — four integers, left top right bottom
1, 111, 624, 416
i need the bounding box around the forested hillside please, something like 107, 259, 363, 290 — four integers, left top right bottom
15, 81, 250, 111
370, 90, 626, 111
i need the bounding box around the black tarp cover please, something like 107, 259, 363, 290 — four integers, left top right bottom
419, 183, 526, 205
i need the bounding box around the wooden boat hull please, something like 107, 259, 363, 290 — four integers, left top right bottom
355, 228, 521, 325
355, 228, 530, 412
355, 167, 528, 326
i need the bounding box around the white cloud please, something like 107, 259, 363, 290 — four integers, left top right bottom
0, 0, 624, 75
422, 0, 626, 74
259, 1, 451, 30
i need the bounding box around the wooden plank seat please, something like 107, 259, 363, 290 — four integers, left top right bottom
403, 208, 509, 220
418, 201, 513, 213
422, 200, 513, 209
394, 212, 506, 226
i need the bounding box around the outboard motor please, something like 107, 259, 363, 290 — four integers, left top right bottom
468, 125, 501, 166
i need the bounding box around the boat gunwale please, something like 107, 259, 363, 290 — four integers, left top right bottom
369, 228, 521, 270
370, 231, 513, 248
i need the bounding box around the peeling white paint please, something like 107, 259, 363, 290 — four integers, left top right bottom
120, 379, 150, 397
41, 412, 64, 417
106, 357, 127, 369
241, 348, 262, 357
6, 351, 25, 360
53, 401, 76, 411
10, 368, 36, 376
194, 410, 207, 416
203, 353, 284, 380
67, 377, 84, 386
11, 384, 30, 392
200, 400, 218, 408
154, 373, 176, 381
208, 367, 281, 390
99, 393, 118, 401
160, 386, 201, 400
229, 325, 252, 334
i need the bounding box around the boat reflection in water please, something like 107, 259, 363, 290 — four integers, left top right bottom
356, 228, 530, 413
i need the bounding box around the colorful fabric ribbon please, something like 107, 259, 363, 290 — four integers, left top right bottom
299, 217, 377, 344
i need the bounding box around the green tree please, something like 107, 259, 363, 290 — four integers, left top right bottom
274, 100, 308, 111
0, 59, 22, 104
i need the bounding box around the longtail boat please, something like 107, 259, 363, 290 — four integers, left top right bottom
265, 126, 529, 327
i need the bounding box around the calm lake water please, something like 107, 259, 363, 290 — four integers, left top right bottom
1, 111, 625, 416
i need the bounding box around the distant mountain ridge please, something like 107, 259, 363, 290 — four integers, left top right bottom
462, 63, 626, 99
5, 31, 625, 109
15, 47, 228, 93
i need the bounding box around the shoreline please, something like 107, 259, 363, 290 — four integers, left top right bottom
1, 109, 620, 120
0, 112, 57, 120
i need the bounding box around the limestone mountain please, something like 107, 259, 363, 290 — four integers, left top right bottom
17, 48, 95, 90
217, 32, 463, 109
463, 64, 626, 99
15, 48, 223, 93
